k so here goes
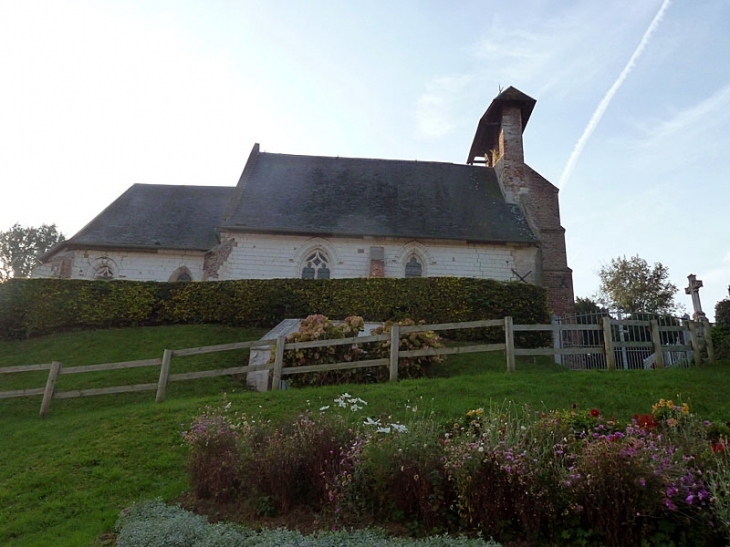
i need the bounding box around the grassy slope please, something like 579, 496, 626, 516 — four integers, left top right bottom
1, 325, 729, 546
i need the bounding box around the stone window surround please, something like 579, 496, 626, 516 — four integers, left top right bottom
301, 248, 332, 279
169, 266, 193, 282
92, 256, 117, 280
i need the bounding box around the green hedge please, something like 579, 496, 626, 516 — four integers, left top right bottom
713, 299, 730, 360
0, 277, 550, 341
716, 298, 730, 330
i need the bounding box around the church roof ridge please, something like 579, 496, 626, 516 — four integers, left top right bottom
258, 150, 471, 168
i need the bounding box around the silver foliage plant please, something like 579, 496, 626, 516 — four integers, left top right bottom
115, 499, 503, 547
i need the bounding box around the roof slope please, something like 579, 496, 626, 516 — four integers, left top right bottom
467, 86, 536, 164
222, 152, 537, 244
65, 184, 231, 251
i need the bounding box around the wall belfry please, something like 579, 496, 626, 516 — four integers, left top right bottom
468, 87, 575, 315
496, 105, 527, 205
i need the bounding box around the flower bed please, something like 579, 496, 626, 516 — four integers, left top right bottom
183, 396, 730, 546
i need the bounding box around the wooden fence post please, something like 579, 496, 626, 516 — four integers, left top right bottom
650, 320, 665, 369
271, 335, 285, 391
389, 324, 400, 382
551, 313, 562, 365
504, 316, 515, 372
703, 319, 716, 364
688, 320, 702, 368
603, 317, 616, 370
155, 349, 173, 403
39, 361, 62, 418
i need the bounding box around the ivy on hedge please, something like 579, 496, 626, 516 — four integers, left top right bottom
0, 277, 550, 341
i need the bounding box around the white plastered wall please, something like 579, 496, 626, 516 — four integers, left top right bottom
33, 249, 206, 281
218, 232, 538, 282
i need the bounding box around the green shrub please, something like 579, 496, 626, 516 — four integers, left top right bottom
281, 315, 445, 387
340, 419, 455, 532
0, 277, 550, 340
713, 326, 730, 360
183, 403, 357, 514
238, 411, 355, 513
444, 405, 569, 543
368, 319, 445, 381
716, 298, 730, 330
280, 315, 367, 388
182, 405, 241, 502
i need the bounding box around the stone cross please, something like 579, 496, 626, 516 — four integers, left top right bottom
685, 274, 706, 320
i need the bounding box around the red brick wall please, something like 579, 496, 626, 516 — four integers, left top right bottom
495, 105, 575, 315
369, 259, 384, 277
203, 239, 234, 280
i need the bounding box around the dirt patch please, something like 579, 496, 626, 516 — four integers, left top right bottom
176, 491, 410, 537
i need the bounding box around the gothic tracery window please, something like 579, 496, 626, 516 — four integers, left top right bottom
302, 250, 331, 279
405, 255, 423, 278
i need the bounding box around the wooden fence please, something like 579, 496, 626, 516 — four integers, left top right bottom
0, 317, 715, 417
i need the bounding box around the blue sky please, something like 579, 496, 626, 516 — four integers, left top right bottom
1, 0, 728, 318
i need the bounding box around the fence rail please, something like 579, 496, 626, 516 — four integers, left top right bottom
0, 315, 716, 417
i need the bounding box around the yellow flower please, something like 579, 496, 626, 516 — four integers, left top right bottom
667, 418, 678, 427
681, 403, 689, 415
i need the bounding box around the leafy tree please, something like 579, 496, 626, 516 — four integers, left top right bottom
714, 295, 730, 360
0, 223, 65, 280
574, 296, 609, 320
717, 292, 730, 330
596, 255, 678, 315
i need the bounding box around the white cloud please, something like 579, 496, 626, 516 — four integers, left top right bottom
415, 75, 476, 138
558, 0, 672, 190
413, 1, 661, 141
634, 81, 730, 158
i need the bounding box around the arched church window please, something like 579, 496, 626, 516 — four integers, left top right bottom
302, 250, 331, 279
92, 257, 116, 280
170, 267, 193, 282
405, 255, 423, 278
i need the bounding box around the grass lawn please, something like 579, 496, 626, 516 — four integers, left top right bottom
1, 324, 729, 546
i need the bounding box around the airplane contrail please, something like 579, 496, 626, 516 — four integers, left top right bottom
558, 0, 672, 190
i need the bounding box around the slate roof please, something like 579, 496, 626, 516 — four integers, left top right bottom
222, 152, 537, 244
59, 184, 231, 252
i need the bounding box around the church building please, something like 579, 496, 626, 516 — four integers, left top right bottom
35, 87, 575, 315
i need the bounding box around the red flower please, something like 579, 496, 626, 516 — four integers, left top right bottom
633, 414, 657, 429
572, 403, 578, 409
712, 442, 725, 453
590, 408, 600, 417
